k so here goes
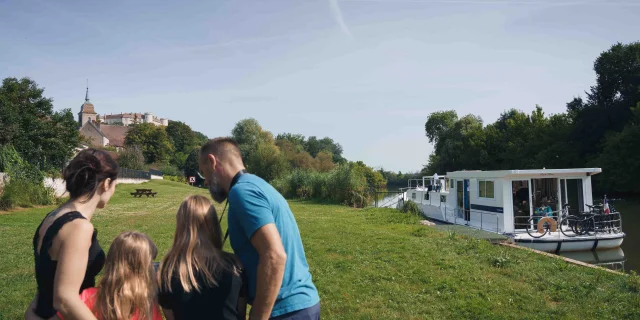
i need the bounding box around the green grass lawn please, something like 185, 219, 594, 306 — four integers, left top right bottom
1, 180, 639, 319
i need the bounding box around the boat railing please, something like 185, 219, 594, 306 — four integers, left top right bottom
513, 210, 623, 237
444, 208, 502, 233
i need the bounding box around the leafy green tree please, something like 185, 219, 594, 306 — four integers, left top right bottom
184, 148, 201, 179
246, 141, 289, 182
166, 120, 202, 169
232, 118, 267, 164
593, 104, 640, 194
316, 151, 335, 172
304, 136, 345, 163
125, 123, 174, 163
276, 133, 306, 152
0, 77, 81, 171
352, 161, 387, 191
570, 42, 640, 159
194, 131, 209, 146
166, 121, 196, 153
425, 110, 458, 145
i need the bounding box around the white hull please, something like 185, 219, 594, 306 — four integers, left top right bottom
514, 232, 625, 253
415, 200, 624, 253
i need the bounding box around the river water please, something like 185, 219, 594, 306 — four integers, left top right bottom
374, 191, 640, 273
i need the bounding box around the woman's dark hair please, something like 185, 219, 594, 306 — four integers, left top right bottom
64, 148, 119, 200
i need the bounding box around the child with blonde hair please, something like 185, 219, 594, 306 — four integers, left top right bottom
158, 195, 246, 320
57, 231, 162, 320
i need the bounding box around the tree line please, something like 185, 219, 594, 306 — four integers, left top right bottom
423, 41, 640, 195
0, 76, 388, 208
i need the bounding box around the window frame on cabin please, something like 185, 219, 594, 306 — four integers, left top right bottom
478, 180, 495, 199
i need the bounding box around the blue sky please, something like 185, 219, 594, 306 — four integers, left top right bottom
1, 0, 639, 172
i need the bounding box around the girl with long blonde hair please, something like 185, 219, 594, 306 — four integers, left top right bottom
158, 195, 246, 320
57, 231, 162, 320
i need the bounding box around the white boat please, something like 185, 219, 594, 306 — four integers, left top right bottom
401, 168, 625, 253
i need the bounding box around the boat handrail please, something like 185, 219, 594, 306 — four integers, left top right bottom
442, 207, 502, 233
512, 211, 623, 237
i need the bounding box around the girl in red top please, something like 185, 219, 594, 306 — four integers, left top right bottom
58, 231, 163, 320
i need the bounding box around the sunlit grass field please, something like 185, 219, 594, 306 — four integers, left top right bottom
1, 180, 639, 319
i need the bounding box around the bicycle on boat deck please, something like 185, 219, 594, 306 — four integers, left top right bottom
524, 203, 622, 238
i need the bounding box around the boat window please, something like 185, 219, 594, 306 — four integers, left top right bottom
440, 195, 446, 202
479, 180, 495, 199
424, 192, 429, 201
449, 179, 454, 188
412, 192, 416, 200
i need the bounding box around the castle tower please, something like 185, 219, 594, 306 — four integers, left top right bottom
144, 112, 153, 124
78, 82, 97, 127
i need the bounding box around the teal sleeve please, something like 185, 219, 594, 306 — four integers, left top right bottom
229, 184, 275, 239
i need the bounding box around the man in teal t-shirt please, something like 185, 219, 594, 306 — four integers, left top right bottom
199, 137, 320, 319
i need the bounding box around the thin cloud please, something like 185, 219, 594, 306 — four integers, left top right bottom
330, 0, 353, 38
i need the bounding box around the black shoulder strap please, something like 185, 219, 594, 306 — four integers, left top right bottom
218, 169, 247, 246
38, 212, 86, 256
219, 200, 229, 245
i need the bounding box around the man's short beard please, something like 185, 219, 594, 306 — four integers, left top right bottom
208, 173, 228, 203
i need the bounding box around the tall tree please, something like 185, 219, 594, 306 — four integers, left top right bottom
166, 120, 196, 153
0, 77, 81, 171
125, 123, 174, 163
424, 110, 458, 145
231, 118, 290, 181
231, 118, 265, 164
570, 42, 640, 159
276, 133, 306, 152
304, 136, 345, 163
166, 120, 204, 169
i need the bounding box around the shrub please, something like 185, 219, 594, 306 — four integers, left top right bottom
118, 146, 145, 170
159, 163, 183, 177
401, 200, 422, 215
165, 175, 187, 183
0, 145, 54, 210
0, 179, 54, 210
271, 164, 373, 208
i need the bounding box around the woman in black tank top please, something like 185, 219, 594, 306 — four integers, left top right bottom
26, 149, 119, 320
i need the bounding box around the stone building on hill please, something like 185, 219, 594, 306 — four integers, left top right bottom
103, 112, 168, 126
79, 121, 130, 151
77, 85, 168, 128
77, 85, 169, 150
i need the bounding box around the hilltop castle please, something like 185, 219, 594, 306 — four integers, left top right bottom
78, 85, 169, 150
77, 86, 168, 128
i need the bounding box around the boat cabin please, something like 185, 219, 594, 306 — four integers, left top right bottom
405, 168, 600, 234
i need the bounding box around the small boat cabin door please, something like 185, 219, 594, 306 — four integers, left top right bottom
463, 179, 470, 221
560, 178, 584, 214
456, 179, 470, 221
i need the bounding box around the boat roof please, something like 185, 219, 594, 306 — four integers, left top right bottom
446, 168, 602, 179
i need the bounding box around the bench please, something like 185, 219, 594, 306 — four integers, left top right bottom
130, 189, 158, 198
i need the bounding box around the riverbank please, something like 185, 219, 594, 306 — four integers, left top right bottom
1, 180, 638, 319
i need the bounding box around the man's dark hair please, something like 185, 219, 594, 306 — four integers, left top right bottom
200, 137, 243, 164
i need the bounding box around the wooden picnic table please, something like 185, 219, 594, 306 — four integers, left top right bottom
131, 188, 158, 198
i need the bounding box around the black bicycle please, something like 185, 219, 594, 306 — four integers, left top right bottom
558, 204, 583, 237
